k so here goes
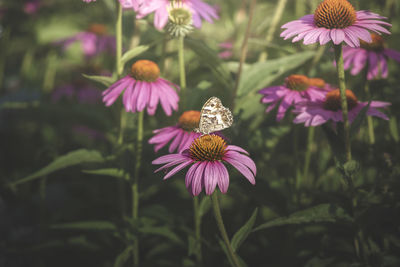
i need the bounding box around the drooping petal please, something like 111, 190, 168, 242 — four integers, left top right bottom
215, 162, 229, 194
204, 162, 218, 195
225, 157, 255, 185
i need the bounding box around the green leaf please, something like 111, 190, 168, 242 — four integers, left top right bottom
350, 101, 371, 138
139, 226, 184, 245
231, 208, 258, 252
82, 74, 116, 87
83, 168, 128, 180
11, 149, 105, 187
121, 45, 150, 67
237, 50, 315, 97
185, 38, 233, 90
114, 246, 134, 267
253, 204, 353, 232
51, 220, 117, 231
218, 238, 247, 267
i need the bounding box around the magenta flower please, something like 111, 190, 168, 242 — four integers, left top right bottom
342, 33, 400, 80
280, 0, 391, 47
218, 41, 233, 59
24, 0, 41, 14
152, 135, 256, 196
293, 89, 390, 126
149, 110, 202, 153
55, 24, 115, 58
119, 0, 142, 11
259, 74, 331, 121
82, 0, 96, 3
136, 0, 218, 30
102, 60, 179, 116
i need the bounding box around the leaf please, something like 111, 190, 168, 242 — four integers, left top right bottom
121, 45, 150, 66
114, 246, 134, 267
253, 204, 353, 232
231, 208, 258, 252
11, 149, 105, 187
237, 50, 315, 96
82, 74, 116, 87
83, 168, 128, 180
350, 101, 371, 138
389, 116, 399, 142
51, 221, 117, 231
139, 226, 184, 245
185, 38, 233, 90
218, 238, 247, 267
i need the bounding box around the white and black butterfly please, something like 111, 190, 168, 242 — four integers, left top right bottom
194, 97, 233, 135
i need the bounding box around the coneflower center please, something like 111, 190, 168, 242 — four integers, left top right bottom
87, 23, 107, 35
308, 78, 326, 88
131, 60, 160, 82
314, 0, 356, 29
179, 110, 201, 131
189, 135, 227, 162
360, 33, 385, 52
285, 75, 310, 91
323, 89, 358, 111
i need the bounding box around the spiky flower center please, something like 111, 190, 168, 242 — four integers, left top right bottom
323, 89, 358, 111
360, 33, 385, 51
166, 4, 193, 38
309, 78, 326, 88
314, 0, 356, 29
189, 135, 227, 162
285, 75, 310, 91
87, 23, 107, 35
179, 110, 201, 131
131, 60, 160, 82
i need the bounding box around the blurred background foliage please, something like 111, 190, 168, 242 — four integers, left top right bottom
1, 0, 400, 266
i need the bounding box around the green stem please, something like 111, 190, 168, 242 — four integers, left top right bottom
232, 0, 257, 110
334, 44, 352, 162
193, 196, 202, 265
178, 35, 186, 108
302, 127, 315, 187
116, 1, 123, 76
211, 193, 241, 267
132, 110, 144, 267
363, 80, 375, 144
258, 0, 288, 62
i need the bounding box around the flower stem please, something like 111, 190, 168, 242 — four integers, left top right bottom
193, 196, 202, 265
116, 1, 123, 76
258, 0, 288, 62
132, 110, 144, 267
363, 80, 375, 144
211, 193, 241, 267
302, 126, 315, 187
334, 44, 352, 162
232, 0, 257, 110
178, 35, 186, 108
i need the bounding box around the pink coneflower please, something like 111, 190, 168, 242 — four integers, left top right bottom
152, 135, 256, 196
102, 60, 179, 116
218, 41, 233, 59
24, 0, 41, 14
293, 89, 390, 126
259, 74, 331, 121
280, 0, 391, 47
119, 0, 142, 11
149, 110, 202, 153
55, 24, 115, 58
83, 0, 96, 2
136, 0, 218, 30
342, 33, 400, 80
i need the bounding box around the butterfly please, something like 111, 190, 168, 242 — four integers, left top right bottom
194, 97, 233, 135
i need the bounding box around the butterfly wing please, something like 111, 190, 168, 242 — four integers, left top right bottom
198, 97, 233, 134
